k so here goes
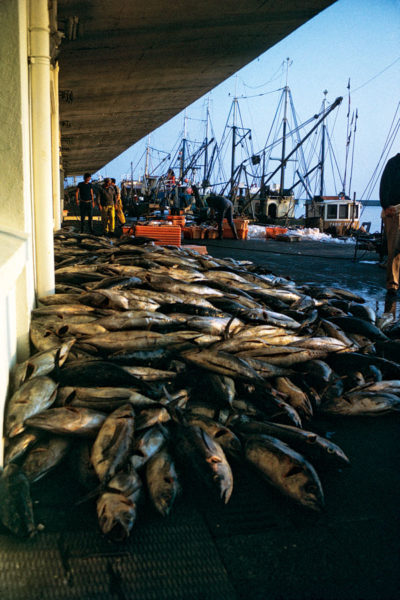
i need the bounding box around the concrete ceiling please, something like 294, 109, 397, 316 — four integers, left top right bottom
57, 0, 335, 176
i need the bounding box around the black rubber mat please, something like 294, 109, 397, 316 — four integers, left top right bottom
0, 533, 66, 600
195, 463, 303, 538
215, 517, 400, 600
58, 503, 234, 599
0, 503, 236, 600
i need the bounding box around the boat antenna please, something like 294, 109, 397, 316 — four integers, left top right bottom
348, 108, 358, 199
342, 78, 351, 195
319, 89, 328, 196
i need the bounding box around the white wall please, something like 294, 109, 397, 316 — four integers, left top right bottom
0, 0, 58, 462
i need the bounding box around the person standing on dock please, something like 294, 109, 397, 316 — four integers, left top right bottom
75, 173, 94, 233
380, 153, 400, 297
111, 178, 126, 226
207, 193, 238, 240
97, 178, 117, 235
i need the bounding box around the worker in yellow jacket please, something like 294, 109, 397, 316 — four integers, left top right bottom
97, 178, 117, 235
111, 178, 126, 225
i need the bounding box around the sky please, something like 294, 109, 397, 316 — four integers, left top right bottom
89, 0, 400, 200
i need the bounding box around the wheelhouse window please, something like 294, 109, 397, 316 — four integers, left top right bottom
339, 204, 349, 219
326, 204, 338, 219
350, 204, 359, 219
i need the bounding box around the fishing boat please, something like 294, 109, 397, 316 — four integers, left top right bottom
236, 90, 344, 224
303, 88, 362, 234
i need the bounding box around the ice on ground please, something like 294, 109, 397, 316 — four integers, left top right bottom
247, 225, 356, 244
285, 228, 356, 244
247, 225, 269, 239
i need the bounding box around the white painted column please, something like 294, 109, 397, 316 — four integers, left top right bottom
29, 0, 55, 297
51, 63, 61, 230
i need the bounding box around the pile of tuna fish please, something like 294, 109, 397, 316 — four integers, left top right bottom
1, 229, 400, 541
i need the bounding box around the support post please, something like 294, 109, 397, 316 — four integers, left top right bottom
29, 0, 55, 297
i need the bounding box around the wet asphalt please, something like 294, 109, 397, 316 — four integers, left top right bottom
0, 235, 399, 600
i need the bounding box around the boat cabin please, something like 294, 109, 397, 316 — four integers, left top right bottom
306, 195, 361, 234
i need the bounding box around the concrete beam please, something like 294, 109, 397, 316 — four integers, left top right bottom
58, 0, 335, 175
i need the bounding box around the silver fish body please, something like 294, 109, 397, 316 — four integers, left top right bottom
12, 340, 75, 391
172, 423, 233, 504
5, 376, 58, 438
21, 436, 71, 483
25, 406, 107, 437
321, 392, 400, 416
145, 448, 180, 516
236, 419, 349, 467
91, 404, 135, 483
185, 414, 242, 459
244, 434, 324, 511
64, 386, 157, 412
131, 426, 167, 470
4, 431, 40, 465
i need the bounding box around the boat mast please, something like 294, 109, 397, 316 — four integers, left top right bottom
231, 95, 238, 196
180, 111, 187, 181
279, 58, 290, 195
319, 90, 328, 197
130, 160, 134, 199
144, 135, 150, 178
203, 98, 210, 194
241, 96, 343, 213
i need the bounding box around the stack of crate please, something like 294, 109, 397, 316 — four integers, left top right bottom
166, 215, 186, 226
182, 226, 205, 240
135, 224, 182, 246
223, 218, 249, 239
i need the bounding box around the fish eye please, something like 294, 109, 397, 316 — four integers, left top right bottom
327, 447, 335, 454
214, 430, 226, 438
285, 466, 303, 477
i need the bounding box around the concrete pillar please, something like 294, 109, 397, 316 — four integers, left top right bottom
29, 0, 55, 297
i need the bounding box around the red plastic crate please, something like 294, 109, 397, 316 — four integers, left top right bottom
167, 215, 186, 225
265, 226, 288, 239
135, 225, 181, 246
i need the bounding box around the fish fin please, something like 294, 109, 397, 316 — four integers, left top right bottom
51, 346, 63, 380
75, 482, 104, 505
223, 315, 236, 340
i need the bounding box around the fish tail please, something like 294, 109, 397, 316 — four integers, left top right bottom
162, 386, 187, 424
